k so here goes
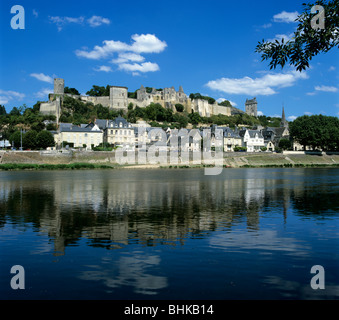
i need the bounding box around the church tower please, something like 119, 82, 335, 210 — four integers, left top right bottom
280, 106, 289, 128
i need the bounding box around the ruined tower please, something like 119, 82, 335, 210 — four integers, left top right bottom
54, 78, 65, 95
245, 97, 258, 117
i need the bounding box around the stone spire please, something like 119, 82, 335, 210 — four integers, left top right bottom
281, 105, 288, 128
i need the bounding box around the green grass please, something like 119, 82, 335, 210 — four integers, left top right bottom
0, 163, 114, 171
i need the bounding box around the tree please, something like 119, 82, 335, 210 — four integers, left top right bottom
64, 87, 80, 95
255, 0, 339, 71
9, 131, 22, 148
86, 85, 109, 97
279, 138, 292, 150
36, 130, 55, 149
175, 104, 184, 112
10, 107, 21, 116
189, 112, 202, 125
0, 105, 6, 116
23, 130, 38, 150
290, 115, 339, 150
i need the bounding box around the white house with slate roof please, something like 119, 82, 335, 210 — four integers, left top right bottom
239, 129, 265, 152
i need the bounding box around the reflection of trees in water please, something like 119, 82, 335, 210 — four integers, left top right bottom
1, 169, 337, 253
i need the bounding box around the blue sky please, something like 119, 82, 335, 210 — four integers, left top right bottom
0, 0, 338, 120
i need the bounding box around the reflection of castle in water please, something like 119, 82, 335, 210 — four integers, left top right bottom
0, 169, 301, 256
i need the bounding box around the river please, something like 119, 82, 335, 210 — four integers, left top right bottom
0, 168, 338, 300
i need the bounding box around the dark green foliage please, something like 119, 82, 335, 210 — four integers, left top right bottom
175, 104, 184, 112
36, 130, 55, 149
64, 87, 81, 95
86, 85, 110, 96
0, 105, 6, 116
23, 130, 38, 150
278, 138, 292, 150
290, 114, 339, 151
255, 0, 339, 71
189, 93, 216, 104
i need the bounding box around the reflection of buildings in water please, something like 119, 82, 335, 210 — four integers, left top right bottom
78, 253, 168, 296
0, 169, 299, 255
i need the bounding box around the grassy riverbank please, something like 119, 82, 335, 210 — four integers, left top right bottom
0, 151, 338, 170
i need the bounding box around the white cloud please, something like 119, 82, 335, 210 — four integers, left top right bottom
287, 115, 297, 121
315, 85, 338, 93
261, 23, 272, 29
49, 16, 85, 31
76, 34, 166, 74
87, 16, 110, 27
329, 66, 336, 72
273, 11, 299, 23
206, 71, 308, 96
30, 73, 53, 84
35, 88, 53, 99
304, 112, 313, 116
257, 111, 264, 116
306, 92, 317, 96
76, 34, 167, 60
94, 66, 113, 72
118, 62, 160, 73
0, 89, 25, 105
112, 52, 145, 64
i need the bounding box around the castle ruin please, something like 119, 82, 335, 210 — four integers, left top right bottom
39, 78, 233, 122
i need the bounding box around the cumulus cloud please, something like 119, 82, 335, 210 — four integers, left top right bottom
94, 66, 113, 72
87, 16, 110, 27
49, 15, 110, 31
112, 52, 146, 64
0, 89, 25, 105
49, 16, 85, 31
304, 112, 313, 116
76, 34, 167, 60
30, 73, 53, 84
76, 34, 167, 74
35, 88, 53, 99
206, 71, 308, 96
288, 115, 297, 121
273, 11, 299, 23
315, 85, 338, 93
118, 62, 160, 73
257, 111, 264, 116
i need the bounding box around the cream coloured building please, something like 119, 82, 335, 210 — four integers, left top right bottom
55, 123, 103, 149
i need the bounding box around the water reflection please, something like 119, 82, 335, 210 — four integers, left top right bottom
79, 253, 168, 295
0, 169, 338, 256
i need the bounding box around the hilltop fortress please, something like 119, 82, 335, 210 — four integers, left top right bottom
40, 78, 256, 122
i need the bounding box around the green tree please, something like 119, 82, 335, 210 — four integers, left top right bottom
290, 114, 339, 150
279, 138, 292, 150
0, 105, 6, 116
86, 85, 109, 97
189, 112, 202, 125
175, 104, 184, 112
9, 131, 22, 149
10, 107, 21, 116
255, 0, 339, 71
36, 130, 55, 149
64, 87, 81, 95
23, 130, 38, 150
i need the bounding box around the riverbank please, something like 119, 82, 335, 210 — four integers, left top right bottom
0, 150, 338, 170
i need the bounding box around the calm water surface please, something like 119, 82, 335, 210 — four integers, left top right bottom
0, 168, 338, 300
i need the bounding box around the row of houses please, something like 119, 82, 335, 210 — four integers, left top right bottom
52, 116, 291, 152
